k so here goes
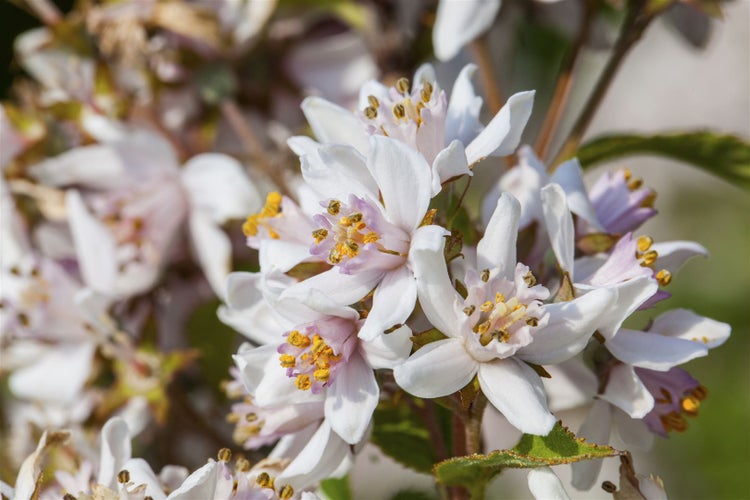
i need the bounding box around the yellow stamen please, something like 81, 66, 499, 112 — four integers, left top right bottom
243, 192, 283, 237
628, 178, 643, 190
279, 485, 294, 499
393, 103, 406, 119
327, 199, 341, 215
218, 448, 232, 462
480, 269, 490, 282
256, 472, 274, 489
641, 250, 658, 266
287, 330, 311, 348
463, 305, 475, 316
368, 95, 379, 108
523, 271, 536, 287
364, 106, 377, 119
655, 269, 672, 286
637, 235, 654, 252
313, 368, 330, 382
681, 396, 701, 415
295, 374, 311, 391
279, 354, 296, 368
479, 301, 494, 313
526, 317, 539, 327
396, 77, 410, 94
363, 231, 379, 244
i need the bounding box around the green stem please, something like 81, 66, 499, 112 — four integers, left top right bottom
551, 0, 655, 169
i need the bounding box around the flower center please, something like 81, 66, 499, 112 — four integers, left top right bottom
362, 77, 434, 132
243, 191, 282, 239
278, 328, 343, 393
635, 235, 671, 286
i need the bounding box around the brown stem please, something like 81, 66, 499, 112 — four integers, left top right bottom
422, 400, 450, 462
535, 0, 595, 161
470, 37, 504, 114
23, 0, 61, 26
463, 393, 487, 456
551, 0, 654, 169
219, 99, 291, 196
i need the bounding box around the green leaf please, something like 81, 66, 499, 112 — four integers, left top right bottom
433, 422, 618, 497
371, 399, 441, 474
577, 132, 750, 189
390, 490, 436, 500
320, 476, 352, 500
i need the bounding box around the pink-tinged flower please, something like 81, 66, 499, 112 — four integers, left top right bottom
432, 0, 501, 61
31, 129, 261, 299
229, 271, 411, 444
585, 168, 657, 235
394, 194, 615, 435
281, 135, 445, 341
292, 64, 534, 194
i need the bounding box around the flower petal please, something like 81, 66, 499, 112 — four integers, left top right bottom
394, 339, 477, 398
605, 328, 709, 371
432, 140, 470, 193
465, 91, 535, 165
600, 364, 654, 418
477, 358, 556, 435
541, 183, 575, 275
409, 225, 463, 337
571, 399, 611, 491
612, 407, 653, 451
189, 212, 231, 298
300, 144, 377, 202
325, 352, 379, 444
367, 135, 433, 231
651, 241, 708, 274
550, 158, 602, 231
301, 96, 369, 153
358, 265, 417, 341
518, 288, 616, 365
446, 64, 484, 145
280, 267, 383, 306
528, 467, 571, 500
361, 324, 412, 369
593, 276, 659, 340
650, 308, 730, 349
476, 193, 520, 278
98, 417, 132, 488
432, 0, 501, 61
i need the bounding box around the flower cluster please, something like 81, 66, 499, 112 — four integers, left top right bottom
0, 0, 737, 498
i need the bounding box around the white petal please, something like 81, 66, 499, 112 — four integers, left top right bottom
476, 193, 520, 278
394, 339, 477, 398
276, 422, 351, 491
98, 417, 132, 488
542, 359, 597, 412
9, 342, 95, 404
446, 64, 484, 145
66, 190, 118, 294
600, 364, 654, 418
477, 358, 556, 435
258, 239, 313, 273
465, 91, 535, 165
612, 408, 653, 451
432, 0, 501, 61
594, 277, 659, 340
287, 135, 320, 157
30, 144, 128, 189
361, 324, 412, 369
326, 352, 379, 444
180, 153, 261, 223
301, 96, 369, 154
550, 158, 601, 231
571, 399, 611, 491
280, 267, 383, 306
408, 225, 463, 336
367, 135, 433, 231
189, 213, 232, 298
432, 140, 471, 193
122, 458, 166, 500
519, 288, 616, 365
301, 144, 378, 201
413, 63, 437, 87
232, 344, 280, 394
541, 183, 575, 274
651, 241, 708, 274
358, 266, 416, 341
528, 467, 570, 500
650, 308, 730, 349
167, 462, 219, 499
605, 328, 708, 371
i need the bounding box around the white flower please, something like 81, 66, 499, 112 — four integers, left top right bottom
292, 64, 534, 195
432, 0, 502, 61
527, 467, 570, 500
394, 193, 615, 435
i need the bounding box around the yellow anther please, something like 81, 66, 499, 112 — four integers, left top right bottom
354, 221, 367, 231
279, 485, 294, 499
327, 199, 341, 215
691, 385, 708, 401
311, 334, 326, 354
495, 293, 505, 304
349, 212, 363, 223
364, 106, 378, 119
641, 250, 658, 266
479, 301, 494, 313
312, 228, 328, 243
523, 271, 537, 287
661, 412, 687, 433
314, 368, 330, 382
628, 178, 643, 190
245, 413, 258, 422
474, 321, 490, 335
637, 235, 654, 252
393, 103, 406, 119
328, 247, 342, 264
492, 329, 510, 342
463, 305, 475, 316
279, 354, 296, 368
480, 269, 490, 282
218, 448, 232, 462
681, 396, 701, 415
226, 413, 240, 423
420, 81, 433, 102
396, 77, 410, 94
526, 317, 539, 327
235, 457, 251, 472
363, 231, 379, 244
622, 169, 632, 181
345, 239, 359, 254
242, 192, 283, 237
295, 374, 312, 391
655, 269, 672, 286
641, 191, 657, 208
368, 95, 379, 108
118, 470, 130, 484
256, 472, 274, 489
338, 216, 351, 227
287, 330, 311, 348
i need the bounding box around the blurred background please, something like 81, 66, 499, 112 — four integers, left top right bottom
1, 0, 747, 498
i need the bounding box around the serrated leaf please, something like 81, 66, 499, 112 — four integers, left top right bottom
320, 475, 351, 500
434, 422, 618, 496
371, 400, 439, 474
577, 132, 750, 189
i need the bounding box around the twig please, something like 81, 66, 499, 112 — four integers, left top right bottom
535, 0, 595, 161
551, 0, 654, 169
23, 0, 61, 26
470, 36, 504, 115
219, 99, 291, 196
